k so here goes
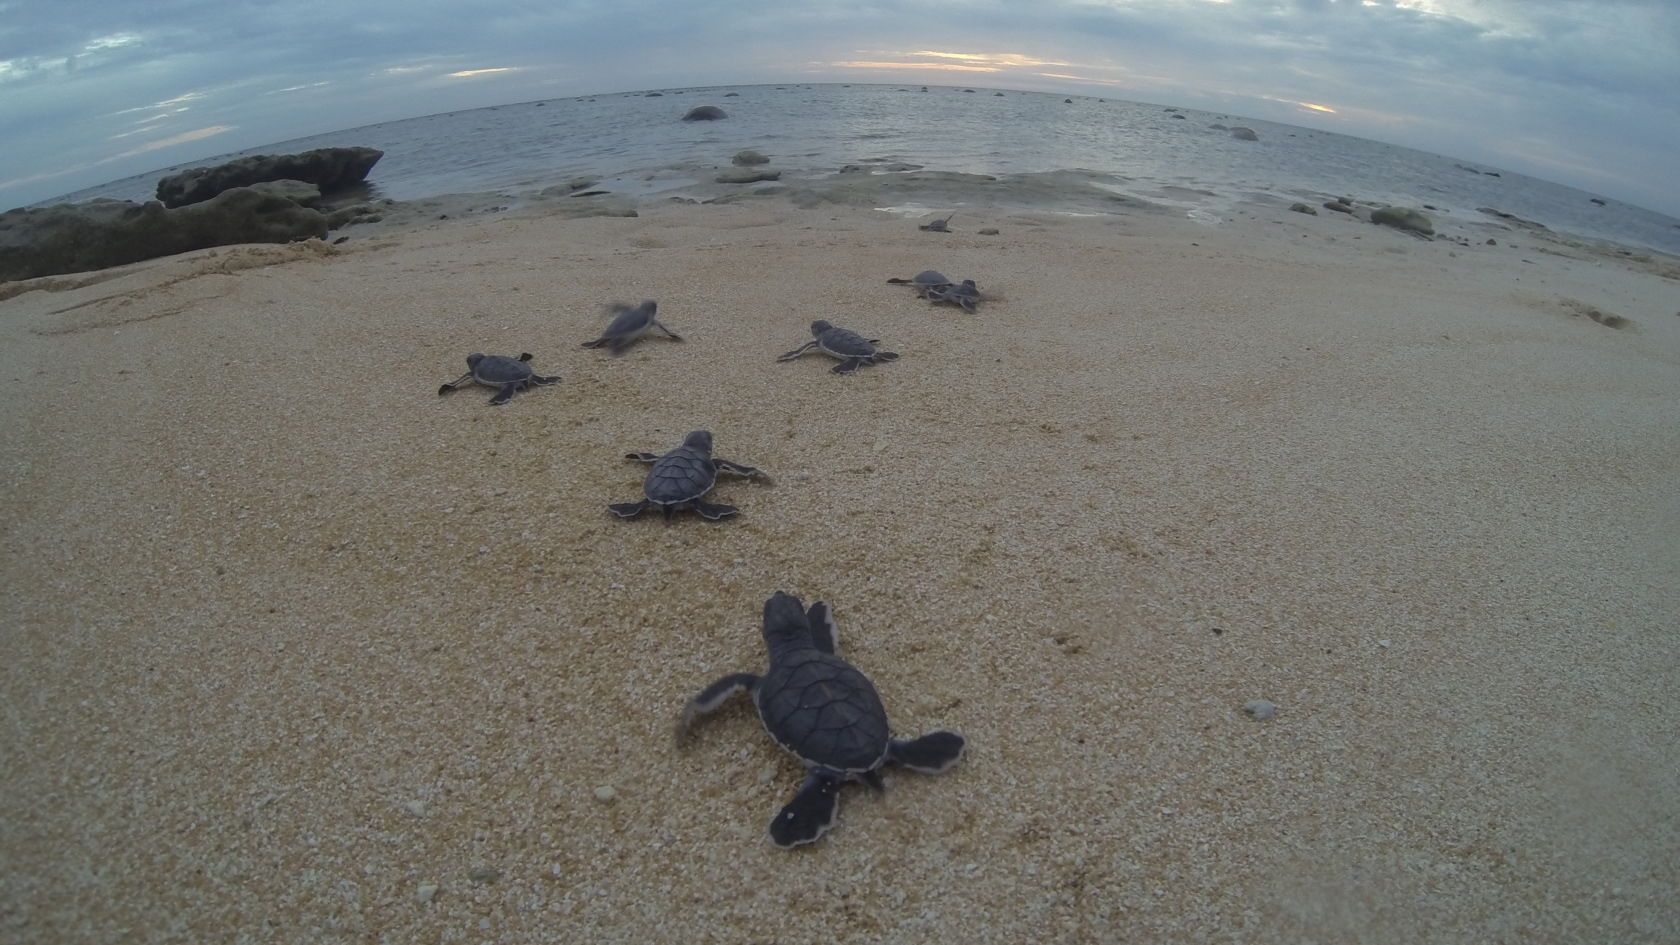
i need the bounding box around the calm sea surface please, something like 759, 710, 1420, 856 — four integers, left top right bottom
53, 83, 1680, 254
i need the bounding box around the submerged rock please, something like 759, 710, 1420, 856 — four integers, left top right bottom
1230, 127, 1259, 141
0, 188, 330, 282
732, 149, 769, 166
682, 105, 727, 121
155, 147, 382, 208
716, 169, 780, 184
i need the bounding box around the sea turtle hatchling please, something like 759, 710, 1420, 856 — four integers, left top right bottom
580, 300, 683, 355
926, 278, 982, 314
608, 430, 767, 521
777, 320, 899, 374
676, 591, 966, 848
885, 270, 953, 298
437, 352, 560, 405
918, 213, 955, 232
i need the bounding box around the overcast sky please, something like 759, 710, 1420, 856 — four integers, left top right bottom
3, 0, 1677, 215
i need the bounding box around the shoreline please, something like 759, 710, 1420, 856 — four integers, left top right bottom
2, 198, 1676, 942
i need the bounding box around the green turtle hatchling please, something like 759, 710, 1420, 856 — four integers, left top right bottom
437, 352, 560, 405
677, 591, 966, 848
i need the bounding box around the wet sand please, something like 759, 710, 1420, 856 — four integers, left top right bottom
2, 198, 1677, 943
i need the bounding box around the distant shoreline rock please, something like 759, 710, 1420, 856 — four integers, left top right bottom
682, 106, 727, 121
155, 147, 383, 208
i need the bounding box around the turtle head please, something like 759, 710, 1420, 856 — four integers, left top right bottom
640, 299, 658, 315
810, 320, 832, 336
466, 353, 486, 368
681, 430, 713, 453
761, 591, 814, 656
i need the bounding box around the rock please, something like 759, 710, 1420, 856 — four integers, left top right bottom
417, 883, 439, 903
978, 227, 1000, 235
1371, 205, 1434, 235
724, 92, 740, 97
593, 785, 618, 803
732, 149, 769, 166
682, 105, 727, 121
0, 188, 329, 282
1230, 127, 1259, 141
155, 147, 382, 208
994, 92, 1004, 96
1063, 98, 1073, 104
245, 179, 323, 206
1589, 197, 1606, 206
1210, 123, 1228, 130
716, 169, 780, 184
1290, 203, 1318, 215
644, 92, 663, 97
1243, 700, 1276, 721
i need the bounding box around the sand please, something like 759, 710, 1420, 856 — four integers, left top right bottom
2, 196, 1677, 944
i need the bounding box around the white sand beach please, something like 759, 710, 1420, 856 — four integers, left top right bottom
2, 197, 1676, 943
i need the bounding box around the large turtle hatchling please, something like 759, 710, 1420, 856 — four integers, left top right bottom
676, 591, 966, 848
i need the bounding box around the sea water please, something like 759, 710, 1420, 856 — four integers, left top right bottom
49, 83, 1680, 255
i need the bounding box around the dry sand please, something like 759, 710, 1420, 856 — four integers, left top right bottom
2, 197, 1677, 944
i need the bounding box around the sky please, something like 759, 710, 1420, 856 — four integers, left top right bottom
3, 0, 1678, 216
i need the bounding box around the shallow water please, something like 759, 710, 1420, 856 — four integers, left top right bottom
50, 83, 1680, 254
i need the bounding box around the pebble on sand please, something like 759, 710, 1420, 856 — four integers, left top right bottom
594, 785, 619, 803
1243, 699, 1277, 721
417, 883, 439, 904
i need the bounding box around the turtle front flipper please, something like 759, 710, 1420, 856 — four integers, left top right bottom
692, 500, 740, 521
608, 500, 651, 518
488, 384, 519, 405
581, 337, 609, 349
438, 371, 475, 395
806, 601, 838, 655
676, 671, 761, 744
777, 341, 818, 361
831, 357, 865, 374
518, 352, 535, 362
886, 731, 965, 773
626, 452, 661, 463
769, 773, 843, 849
654, 320, 683, 341
713, 459, 762, 478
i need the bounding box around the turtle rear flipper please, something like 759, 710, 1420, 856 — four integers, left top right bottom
886, 731, 965, 773
769, 774, 842, 848
530, 373, 562, 386
676, 671, 761, 744
692, 500, 740, 520
872, 351, 900, 363
580, 338, 609, 349
831, 357, 865, 374
608, 500, 651, 518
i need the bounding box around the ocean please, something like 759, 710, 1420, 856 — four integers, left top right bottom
50, 82, 1680, 255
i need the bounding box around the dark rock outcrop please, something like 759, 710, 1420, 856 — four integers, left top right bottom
1371, 206, 1434, 236
1230, 127, 1259, 141
1290, 203, 1318, 215
682, 105, 727, 121
1, 187, 329, 282
732, 149, 769, 166
155, 147, 383, 208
